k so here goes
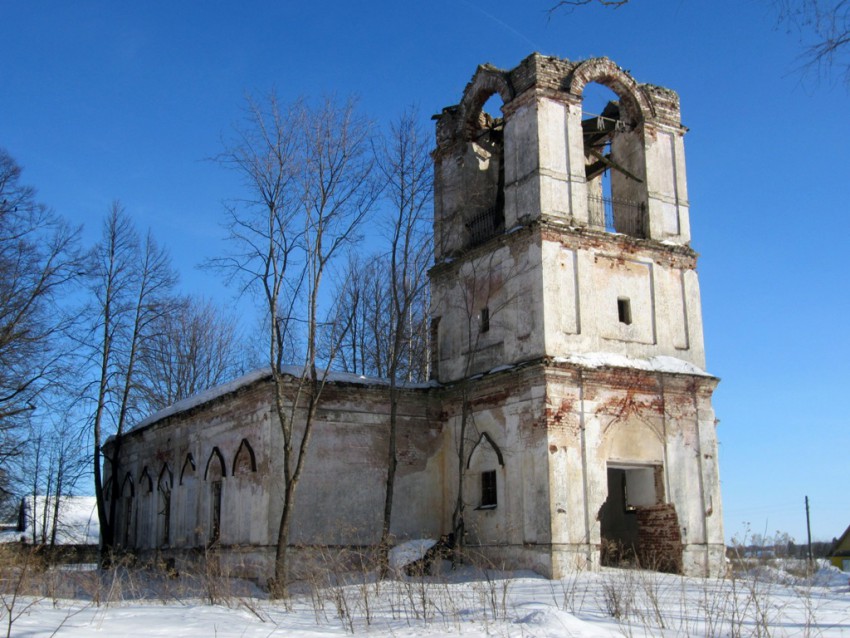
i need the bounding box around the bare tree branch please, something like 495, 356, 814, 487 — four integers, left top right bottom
775, 0, 850, 83
136, 296, 245, 412
548, 0, 630, 16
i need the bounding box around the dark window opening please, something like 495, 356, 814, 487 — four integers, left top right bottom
121, 498, 133, 547
159, 490, 171, 547
480, 306, 490, 333
480, 470, 497, 509
429, 317, 440, 380
617, 297, 632, 325
210, 480, 222, 543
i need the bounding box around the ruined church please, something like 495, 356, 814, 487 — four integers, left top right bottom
105, 54, 725, 579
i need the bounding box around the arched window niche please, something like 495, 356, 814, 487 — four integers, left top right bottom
139, 466, 153, 494
465, 432, 505, 511
570, 60, 650, 239
180, 453, 196, 485
232, 439, 257, 476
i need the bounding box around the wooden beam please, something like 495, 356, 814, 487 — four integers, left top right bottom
586, 148, 644, 183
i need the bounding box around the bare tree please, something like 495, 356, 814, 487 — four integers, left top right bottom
24, 409, 87, 545
216, 94, 379, 596
336, 251, 425, 380
136, 296, 245, 412
333, 252, 386, 376
0, 149, 82, 507
86, 203, 177, 553
373, 109, 433, 571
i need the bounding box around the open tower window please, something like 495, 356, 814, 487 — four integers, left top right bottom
480, 306, 490, 333
464, 92, 505, 248
581, 83, 647, 238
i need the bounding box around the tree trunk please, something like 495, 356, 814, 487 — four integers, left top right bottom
378, 377, 400, 577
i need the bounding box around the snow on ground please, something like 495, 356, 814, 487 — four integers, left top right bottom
387, 538, 437, 570
0, 495, 98, 545
4, 560, 850, 637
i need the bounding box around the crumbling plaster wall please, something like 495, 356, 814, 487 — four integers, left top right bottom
432, 224, 708, 384
111, 381, 274, 552
543, 365, 724, 578
430, 228, 545, 383
111, 377, 444, 571
540, 232, 707, 368
438, 365, 554, 575
272, 382, 443, 545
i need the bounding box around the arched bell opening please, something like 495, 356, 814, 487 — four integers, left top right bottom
462, 91, 507, 249
571, 59, 650, 239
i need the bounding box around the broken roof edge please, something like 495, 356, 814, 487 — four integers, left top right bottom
127, 367, 440, 435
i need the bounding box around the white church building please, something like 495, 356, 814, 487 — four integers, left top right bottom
104, 54, 725, 580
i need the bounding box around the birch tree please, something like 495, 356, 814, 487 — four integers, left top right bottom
216, 94, 379, 596
374, 109, 433, 570
86, 204, 177, 553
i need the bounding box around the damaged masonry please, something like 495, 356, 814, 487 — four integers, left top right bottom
104, 53, 725, 580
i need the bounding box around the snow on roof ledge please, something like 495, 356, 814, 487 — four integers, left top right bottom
552, 353, 712, 377
130, 366, 438, 433
130, 367, 273, 432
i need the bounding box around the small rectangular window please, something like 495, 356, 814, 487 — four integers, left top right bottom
617, 297, 632, 325
480, 470, 497, 509
480, 307, 490, 333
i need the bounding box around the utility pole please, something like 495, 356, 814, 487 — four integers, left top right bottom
805, 495, 813, 566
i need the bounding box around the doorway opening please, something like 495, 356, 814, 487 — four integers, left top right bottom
599, 464, 662, 568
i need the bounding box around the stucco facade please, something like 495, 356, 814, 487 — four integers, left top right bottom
105, 54, 725, 580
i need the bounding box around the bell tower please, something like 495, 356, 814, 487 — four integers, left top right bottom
430, 54, 705, 380
431, 54, 724, 578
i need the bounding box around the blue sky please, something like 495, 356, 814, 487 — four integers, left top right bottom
2, 1, 848, 544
